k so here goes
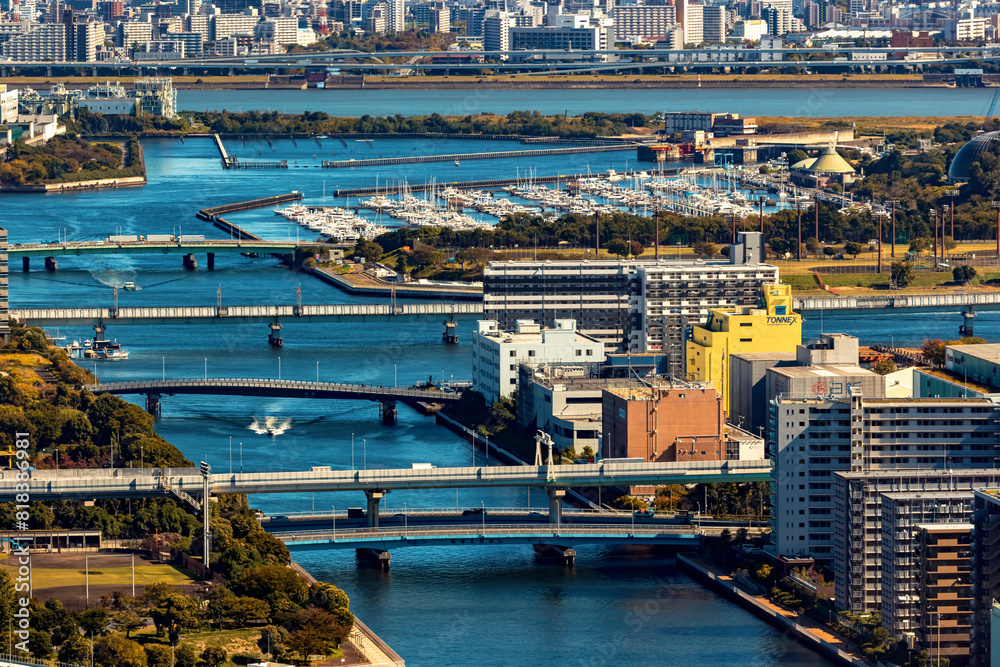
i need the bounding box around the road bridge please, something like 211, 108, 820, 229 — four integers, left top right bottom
10, 302, 484, 345
275, 523, 703, 566
9, 239, 307, 271
793, 292, 1000, 313
0, 459, 771, 505
85, 378, 460, 422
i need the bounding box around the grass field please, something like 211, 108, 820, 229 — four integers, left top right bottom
0, 560, 196, 589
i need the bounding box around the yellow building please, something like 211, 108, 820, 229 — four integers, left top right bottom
685, 283, 801, 414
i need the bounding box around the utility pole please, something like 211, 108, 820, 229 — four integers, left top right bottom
992, 200, 1000, 260
877, 210, 883, 274
200, 461, 211, 574
796, 199, 802, 262
758, 196, 766, 233
814, 192, 820, 241
889, 199, 897, 258
654, 209, 660, 260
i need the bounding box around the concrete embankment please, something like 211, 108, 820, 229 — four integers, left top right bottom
677, 554, 870, 667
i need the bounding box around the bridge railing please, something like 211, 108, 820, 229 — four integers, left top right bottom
84, 379, 460, 400
277, 522, 705, 541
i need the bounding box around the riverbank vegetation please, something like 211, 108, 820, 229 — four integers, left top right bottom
0, 135, 144, 185
0, 325, 355, 666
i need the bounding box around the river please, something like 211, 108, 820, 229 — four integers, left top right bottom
7, 136, 992, 666
178, 85, 995, 118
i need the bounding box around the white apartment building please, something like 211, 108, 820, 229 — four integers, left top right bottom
683, 3, 703, 44
212, 13, 260, 40
732, 18, 767, 40
386, 0, 404, 32
612, 6, 677, 41
482, 12, 513, 51
116, 20, 153, 48
0, 85, 17, 125
472, 319, 606, 406
255, 17, 298, 47
1, 23, 65, 61
770, 390, 1000, 569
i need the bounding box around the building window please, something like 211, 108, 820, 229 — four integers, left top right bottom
740, 338, 752, 342
528, 350, 535, 357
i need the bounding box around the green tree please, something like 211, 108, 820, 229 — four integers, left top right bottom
844, 241, 864, 258
580, 445, 595, 460
174, 645, 197, 667
114, 610, 144, 638
288, 608, 352, 658
909, 237, 929, 253
150, 594, 199, 645
231, 596, 270, 626
200, 646, 227, 667
94, 634, 147, 667
923, 339, 947, 367
309, 582, 350, 613
628, 240, 645, 258
80, 606, 110, 636
692, 241, 719, 257
144, 644, 172, 667
258, 624, 291, 661
606, 238, 629, 258
891, 260, 915, 288
805, 237, 820, 255
953, 264, 977, 283
58, 633, 92, 664
27, 629, 53, 660
873, 358, 897, 375
823, 246, 838, 257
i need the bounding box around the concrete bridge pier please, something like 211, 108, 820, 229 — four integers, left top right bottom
207, 253, 215, 270
183, 254, 197, 270
364, 489, 386, 528
547, 488, 565, 525
21, 257, 28, 272
145, 393, 161, 419
533, 544, 576, 566
380, 400, 397, 425
356, 548, 391, 570
44, 257, 57, 271
267, 321, 283, 347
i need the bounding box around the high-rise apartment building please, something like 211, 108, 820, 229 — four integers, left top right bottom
0, 227, 8, 345
483, 232, 777, 377
611, 5, 676, 40
386, 0, 404, 32
1, 22, 65, 60
702, 4, 725, 41
916, 523, 974, 665
770, 392, 1000, 567
116, 20, 153, 47
482, 12, 513, 50
971, 489, 1000, 667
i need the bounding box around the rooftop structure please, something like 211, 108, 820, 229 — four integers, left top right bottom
949, 131, 1000, 183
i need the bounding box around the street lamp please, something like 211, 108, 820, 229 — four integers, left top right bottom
351, 433, 355, 469
316, 361, 319, 382
239, 442, 243, 474
992, 200, 1000, 261
481, 501, 486, 534
331, 504, 335, 541
229, 436, 232, 475
394, 364, 397, 388
278, 356, 281, 381
363, 438, 366, 470
403, 502, 407, 537
203, 357, 207, 381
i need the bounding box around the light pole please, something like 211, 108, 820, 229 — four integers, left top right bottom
394, 364, 397, 388
331, 504, 335, 541
239, 442, 243, 473
85, 555, 89, 607
278, 356, 281, 381
316, 361, 319, 382
204, 358, 207, 381
403, 502, 407, 537
481, 501, 486, 534
351, 433, 355, 469
992, 200, 1000, 262
229, 437, 232, 474
162, 356, 165, 381
363, 438, 366, 470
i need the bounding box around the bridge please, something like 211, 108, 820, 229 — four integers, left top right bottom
0, 459, 771, 508
794, 292, 1000, 313
275, 523, 703, 566
10, 302, 484, 344
9, 239, 306, 271
84, 378, 460, 422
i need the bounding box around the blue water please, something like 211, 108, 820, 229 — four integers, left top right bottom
178, 85, 997, 118
7, 136, 989, 667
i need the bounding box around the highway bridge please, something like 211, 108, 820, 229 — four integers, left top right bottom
0, 460, 772, 507
9, 239, 307, 271
84, 378, 460, 422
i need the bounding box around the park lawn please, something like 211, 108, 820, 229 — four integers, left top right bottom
0, 562, 196, 588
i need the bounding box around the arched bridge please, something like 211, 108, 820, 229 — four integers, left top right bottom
84, 378, 461, 423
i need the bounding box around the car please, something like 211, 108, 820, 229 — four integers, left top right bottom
271, 515, 289, 521
462, 508, 487, 516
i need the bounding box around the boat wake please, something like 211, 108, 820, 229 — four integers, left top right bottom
248, 416, 292, 436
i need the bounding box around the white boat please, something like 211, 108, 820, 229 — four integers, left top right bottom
98, 349, 130, 360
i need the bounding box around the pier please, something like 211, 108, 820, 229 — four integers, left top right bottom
214, 134, 289, 169
197, 192, 304, 218
333, 168, 682, 197
320, 143, 638, 169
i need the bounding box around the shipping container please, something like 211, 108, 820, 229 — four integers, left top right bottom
146, 234, 174, 242
178, 235, 206, 242
107, 235, 138, 243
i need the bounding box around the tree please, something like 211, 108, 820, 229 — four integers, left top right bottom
768, 238, 791, 256
692, 241, 719, 257
909, 237, 929, 253
923, 339, 947, 367
80, 607, 110, 636
150, 594, 199, 645
580, 445, 595, 460
58, 633, 91, 664
628, 240, 645, 258
258, 624, 292, 661
873, 358, 897, 375
200, 646, 227, 667
114, 610, 144, 638
844, 241, 864, 258
805, 237, 820, 255
944, 235, 957, 251
891, 260, 915, 288
606, 238, 629, 258
953, 265, 977, 283
288, 608, 352, 658
174, 645, 197, 667
309, 582, 350, 613
823, 246, 838, 257
26, 629, 53, 660
231, 596, 270, 626
144, 645, 172, 667
353, 239, 383, 264
94, 634, 147, 667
